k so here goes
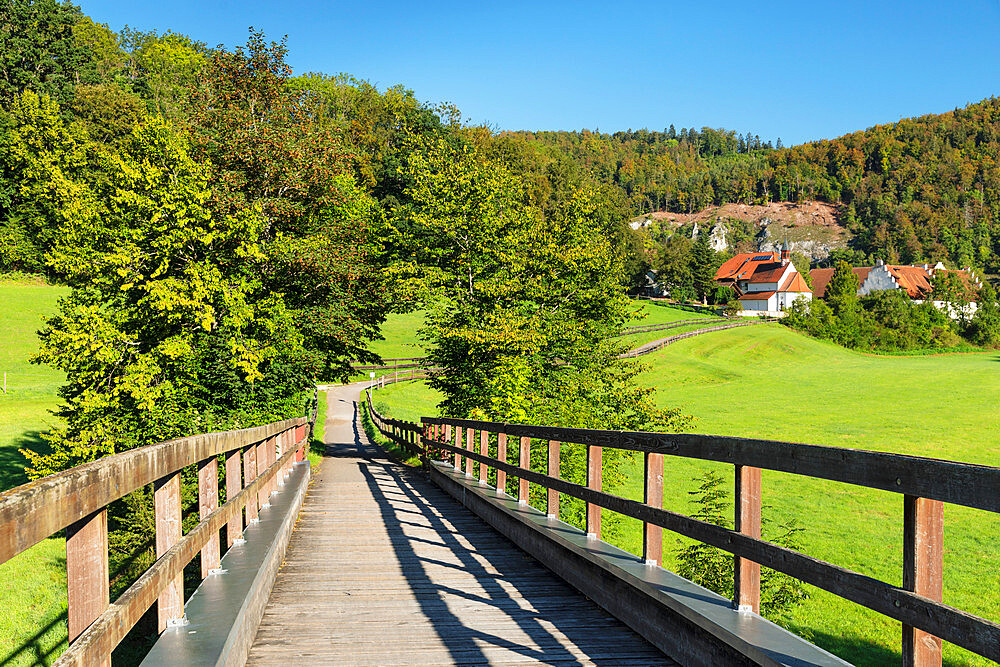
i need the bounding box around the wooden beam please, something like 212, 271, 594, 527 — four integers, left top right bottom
587, 445, 602, 539
496, 432, 507, 495
643, 452, 663, 566
734, 465, 761, 613
547, 441, 560, 518
903, 495, 944, 667
244, 445, 258, 523
154, 472, 183, 632
519, 437, 530, 504
465, 428, 474, 477
479, 430, 489, 484
420, 418, 1000, 514
225, 448, 243, 546
256, 438, 271, 509
198, 457, 220, 577
0, 419, 305, 565
66, 508, 109, 666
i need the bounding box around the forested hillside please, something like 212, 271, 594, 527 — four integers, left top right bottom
507, 99, 1000, 272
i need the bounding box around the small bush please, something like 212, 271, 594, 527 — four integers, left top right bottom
675, 471, 809, 619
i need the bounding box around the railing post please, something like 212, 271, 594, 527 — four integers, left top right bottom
154, 472, 183, 631
643, 452, 663, 566
453, 425, 462, 472
225, 445, 243, 546
586, 445, 602, 539
547, 440, 560, 518
465, 427, 475, 477
479, 430, 489, 484
198, 456, 221, 577
257, 438, 271, 509
497, 432, 508, 495
244, 444, 258, 523
734, 464, 762, 613
518, 436, 530, 504
903, 495, 944, 667
296, 423, 306, 462
66, 508, 110, 666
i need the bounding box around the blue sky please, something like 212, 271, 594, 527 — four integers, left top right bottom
80, 0, 1000, 146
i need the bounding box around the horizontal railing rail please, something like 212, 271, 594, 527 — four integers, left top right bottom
0, 415, 313, 666
363, 388, 1000, 665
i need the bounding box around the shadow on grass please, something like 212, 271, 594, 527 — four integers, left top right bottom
0, 429, 51, 491
0, 610, 67, 667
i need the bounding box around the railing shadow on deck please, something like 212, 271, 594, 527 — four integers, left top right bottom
344, 399, 653, 665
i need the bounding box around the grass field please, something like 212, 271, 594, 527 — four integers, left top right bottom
372, 321, 1000, 666
0, 280, 70, 665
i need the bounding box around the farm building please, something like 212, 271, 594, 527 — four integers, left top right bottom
714, 243, 812, 316
810, 260, 980, 318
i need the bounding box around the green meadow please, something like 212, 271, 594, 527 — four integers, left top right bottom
0, 280, 70, 665
372, 320, 1000, 666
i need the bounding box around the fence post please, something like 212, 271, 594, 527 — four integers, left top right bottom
518, 436, 530, 504
244, 444, 259, 523
903, 495, 944, 667
257, 438, 271, 509
66, 508, 110, 666
454, 425, 465, 471
154, 472, 183, 631
547, 441, 560, 518
643, 452, 663, 565
225, 444, 243, 546
479, 430, 489, 484
497, 432, 508, 495
586, 445, 602, 538
734, 464, 762, 613
198, 456, 221, 577
465, 427, 475, 477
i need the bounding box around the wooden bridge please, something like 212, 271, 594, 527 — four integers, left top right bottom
0, 382, 998, 666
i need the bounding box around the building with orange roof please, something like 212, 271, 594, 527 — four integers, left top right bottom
718, 242, 812, 315
809, 260, 981, 318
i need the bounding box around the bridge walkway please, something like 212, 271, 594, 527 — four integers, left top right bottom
246, 384, 671, 666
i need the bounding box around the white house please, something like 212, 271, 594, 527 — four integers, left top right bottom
715, 243, 812, 316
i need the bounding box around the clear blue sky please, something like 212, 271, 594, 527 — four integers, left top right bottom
80, 0, 1000, 146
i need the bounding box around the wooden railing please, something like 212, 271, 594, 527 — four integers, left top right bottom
364, 394, 1000, 666
351, 356, 430, 372
616, 318, 719, 337
0, 416, 312, 666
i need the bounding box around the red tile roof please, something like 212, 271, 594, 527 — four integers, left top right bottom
715, 252, 780, 281
779, 272, 811, 293
747, 263, 788, 284
809, 267, 869, 298
739, 291, 775, 300
886, 265, 933, 299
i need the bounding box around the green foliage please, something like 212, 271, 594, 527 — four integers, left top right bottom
21, 117, 306, 476
398, 133, 690, 533
965, 282, 1000, 347
0, 0, 97, 109
784, 278, 971, 352
676, 471, 808, 620
0, 90, 93, 272
825, 260, 860, 315
186, 30, 387, 380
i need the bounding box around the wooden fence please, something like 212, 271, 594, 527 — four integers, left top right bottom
364, 385, 1000, 666
0, 417, 312, 666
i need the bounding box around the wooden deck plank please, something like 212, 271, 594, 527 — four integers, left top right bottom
247, 384, 672, 666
